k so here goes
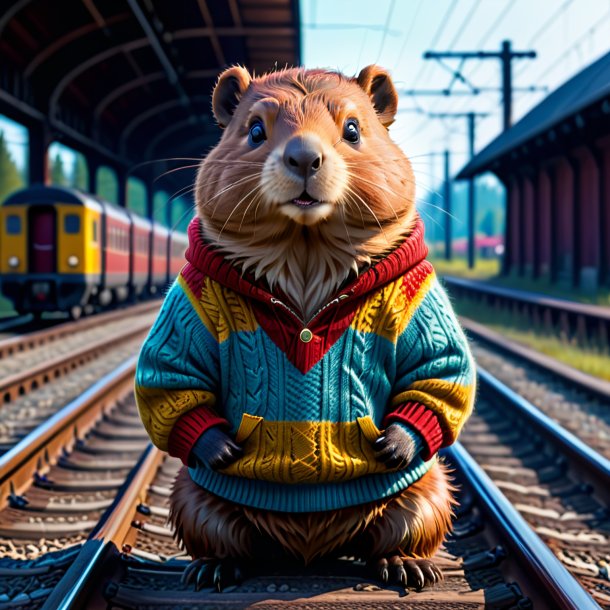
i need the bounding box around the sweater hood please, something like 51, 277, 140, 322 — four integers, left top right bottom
185, 216, 429, 305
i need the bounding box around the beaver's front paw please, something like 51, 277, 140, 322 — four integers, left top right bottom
373, 423, 421, 469
371, 555, 442, 589
191, 427, 243, 470
182, 557, 244, 592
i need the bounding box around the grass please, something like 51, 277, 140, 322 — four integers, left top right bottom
430, 256, 610, 307
0, 295, 16, 319
430, 257, 501, 280
452, 295, 610, 382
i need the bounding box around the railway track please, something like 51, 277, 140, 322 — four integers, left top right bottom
461, 317, 610, 460
0, 303, 157, 460
0, 315, 34, 339
0, 357, 149, 609
0, 308, 606, 607
0, 300, 159, 361
0, 356, 598, 609
442, 275, 610, 351
0, 302, 158, 407
33, 445, 598, 609
459, 368, 610, 608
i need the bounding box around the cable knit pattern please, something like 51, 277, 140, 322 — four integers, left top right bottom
135, 216, 475, 512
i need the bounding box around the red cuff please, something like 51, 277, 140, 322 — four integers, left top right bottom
382, 402, 443, 460
167, 407, 230, 465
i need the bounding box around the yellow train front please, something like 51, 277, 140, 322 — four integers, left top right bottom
0, 185, 187, 317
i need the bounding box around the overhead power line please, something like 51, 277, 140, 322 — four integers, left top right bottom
423, 40, 537, 131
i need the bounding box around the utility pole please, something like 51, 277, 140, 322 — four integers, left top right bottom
428, 112, 488, 268
443, 149, 451, 261
424, 40, 536, 131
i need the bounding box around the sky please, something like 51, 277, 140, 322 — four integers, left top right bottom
301, 0, 610, 194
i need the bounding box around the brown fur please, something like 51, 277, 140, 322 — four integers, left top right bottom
179, 65, 455, 568
196, 66, 417, 320
170, 461, 455, 564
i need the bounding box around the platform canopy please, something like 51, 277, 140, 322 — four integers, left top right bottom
0, 0, 301, 172
457, 50, 610, 180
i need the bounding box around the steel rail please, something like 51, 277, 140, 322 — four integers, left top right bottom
0, 357, 137, 508
0, 314, 33, 335
444, 442, 602, 610
443, 276, 610, 321
0, 317, 151, 403
461, 316, 610, 402
42, 444, 164, 610
478, 366, 610, 504
0, 300, 159, 360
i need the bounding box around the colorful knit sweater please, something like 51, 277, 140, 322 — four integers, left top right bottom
135, 217, 475, 512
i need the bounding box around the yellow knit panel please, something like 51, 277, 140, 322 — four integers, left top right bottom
221, 416, 396, 484
200, 277, 259, 343
391, 379, 475, 442
350, 273, 435, 341
135, 385, 216, 451
177, 275, 218, 340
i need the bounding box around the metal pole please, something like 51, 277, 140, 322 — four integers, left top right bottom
501, 40, 512, 131
444, 149, 452, 261
467, 113, 476, 269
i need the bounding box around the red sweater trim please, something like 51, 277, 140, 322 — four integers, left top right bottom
167, 406, 230, 465
183, 217, 431, 374
383, 402, 444, 461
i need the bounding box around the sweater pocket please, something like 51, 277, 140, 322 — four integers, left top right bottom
221, 413, 395, 484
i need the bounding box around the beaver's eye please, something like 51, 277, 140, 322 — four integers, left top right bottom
248, 120, 266, 146
343, 118, 360, 144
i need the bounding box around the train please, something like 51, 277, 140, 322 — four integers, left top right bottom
0, 185, 189, 318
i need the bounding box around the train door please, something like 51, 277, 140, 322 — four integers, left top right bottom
28, 206, 56, 273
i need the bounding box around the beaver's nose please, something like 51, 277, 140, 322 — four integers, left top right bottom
283, 135, 323, 179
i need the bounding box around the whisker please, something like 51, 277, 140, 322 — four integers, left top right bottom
339, 203, 354, 250
238, 189, 265, 234
170, 201, 197, 234
154, 164, 200, 183
218, 183, 263, 239
128, 157, 203, 174
344, 186, 388, 242
152, 183, 196, 221
417, 200, 460, 222
204, 173, 260, 206
209, 174, 260, 220
346, 173, 401, 223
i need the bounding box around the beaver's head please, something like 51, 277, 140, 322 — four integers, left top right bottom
197, 64, 415, 235
196, 65, 416, 317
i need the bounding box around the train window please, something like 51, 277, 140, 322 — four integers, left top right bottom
6, 215, 21, 234
92, 220, 98, 243
64, 214, 80, 234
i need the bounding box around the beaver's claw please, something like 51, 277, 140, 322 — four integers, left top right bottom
373, 424, 418, 470
182, 558, 244, 592
190, 427, 243, 470
370, 555, 442, 590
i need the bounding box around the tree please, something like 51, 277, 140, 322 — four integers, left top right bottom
127, 178, 147, 216
96, 166, 118, 203
0, 131, 25, 202
51, 152, 68, 186
71, 154, 88, 190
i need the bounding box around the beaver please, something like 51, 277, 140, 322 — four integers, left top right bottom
135, 64, 475, 592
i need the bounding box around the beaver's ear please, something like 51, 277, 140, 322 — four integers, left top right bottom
356, 65, 398, 128
212, 66, 252, 128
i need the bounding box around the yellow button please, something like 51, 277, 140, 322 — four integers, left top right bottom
300, 328, 313, 343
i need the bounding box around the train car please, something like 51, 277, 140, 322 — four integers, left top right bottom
127, 211, 152, 299
149, 222, 170, 295
168, 230, 189, 280
98, 200, 131, 307
0, 185, 187, 317
0, 185, 104, 317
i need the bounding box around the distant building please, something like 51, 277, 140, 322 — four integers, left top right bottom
458, 51, 610, 291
